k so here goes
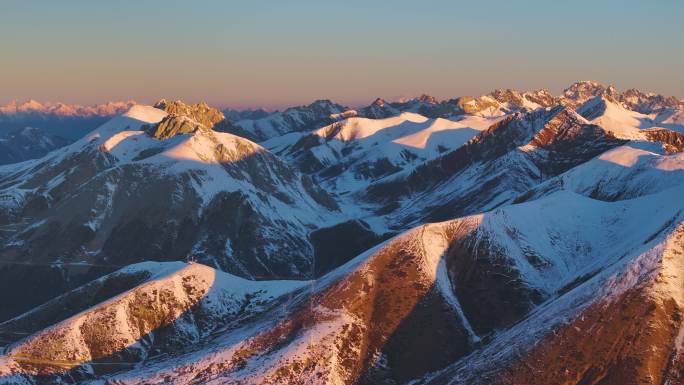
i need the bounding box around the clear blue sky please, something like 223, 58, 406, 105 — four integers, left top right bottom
1, 0, 682, 108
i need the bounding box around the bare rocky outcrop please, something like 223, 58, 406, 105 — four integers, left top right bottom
146, 99, 240, 140
153, 99, 225, 129
644, 127, 684, 153
146, 114, 207, 139
522, 88, 558, 107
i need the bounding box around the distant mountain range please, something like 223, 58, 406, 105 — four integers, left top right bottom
0, 100, 136, 118
0, 100, 136, 164
1, 81, 684, 384
2, 81, 681, 162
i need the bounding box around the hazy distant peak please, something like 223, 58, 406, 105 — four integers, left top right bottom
0, 99, 136, 117
415, 94, 439, 104
302, 99, 348, 112
489, 88, 525, 105
371, 97, 387, 106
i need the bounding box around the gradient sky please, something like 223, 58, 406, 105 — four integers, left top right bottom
1, 0, 683, 109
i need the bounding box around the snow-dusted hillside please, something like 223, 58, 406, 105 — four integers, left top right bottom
4, 156, 682, 383
229, 100, 351, 142
359, 106, 627, 228
0, 261, 307, 381
265, 112, 501, 194
424, 196, 684, 385
0, 103, 349, 320
519, 142, 684, 202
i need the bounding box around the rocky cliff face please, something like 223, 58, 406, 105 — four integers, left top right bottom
146, 115, 207, 139
153, 100, 225, 129
150, 99, 241, 138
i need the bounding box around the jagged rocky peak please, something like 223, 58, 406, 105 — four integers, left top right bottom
146, 99, 236, 140
621, 88, 683, 113
446, 88, 556, 115
153, 99, 225, 127
415, 93, 439, 104
489, 88, 525, 105
146, 114, 208, 140
560, 81, 684, 115
371, 97, 386, 106
522, 88, 558, 107
561, 80, 620, 106
450, 95, 500, 114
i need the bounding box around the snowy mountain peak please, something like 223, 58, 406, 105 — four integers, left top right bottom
122, 104, 168, 124
562, 80, 621, 106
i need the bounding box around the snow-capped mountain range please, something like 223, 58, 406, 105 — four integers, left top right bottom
0, 100, 136, 119
1, 81, 684, 384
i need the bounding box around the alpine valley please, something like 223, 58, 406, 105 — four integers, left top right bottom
1, 81, 684, 385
